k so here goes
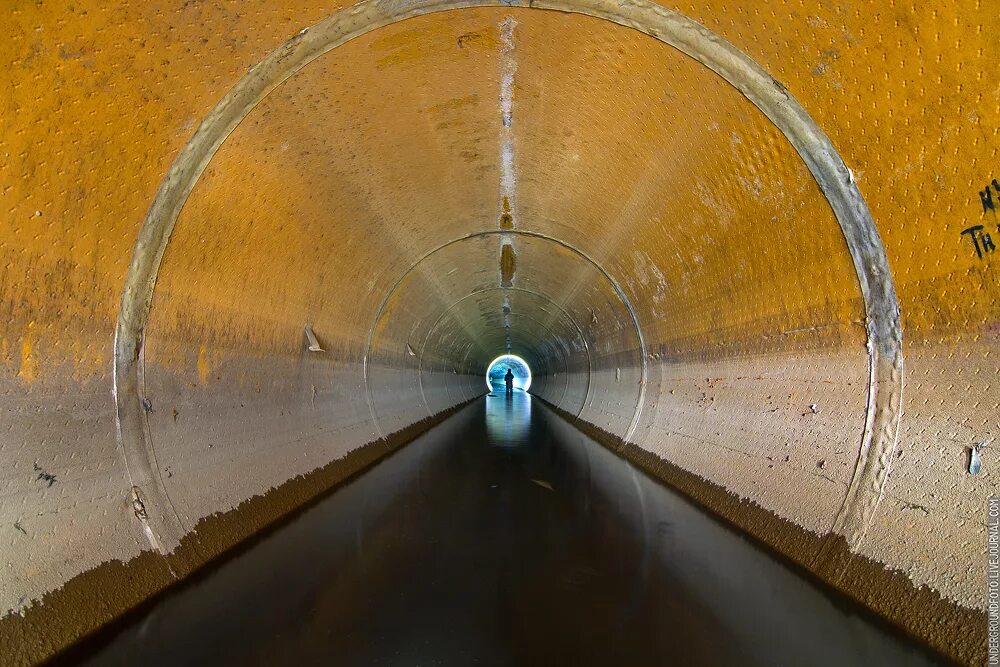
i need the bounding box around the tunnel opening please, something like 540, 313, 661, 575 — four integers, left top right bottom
486, 353, 532, 392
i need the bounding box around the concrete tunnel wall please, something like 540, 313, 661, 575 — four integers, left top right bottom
0, 1, 996, 664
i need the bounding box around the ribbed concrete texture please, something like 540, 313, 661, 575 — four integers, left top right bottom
0, 1, 995, 665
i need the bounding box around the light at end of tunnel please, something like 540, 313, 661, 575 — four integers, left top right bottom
486, 354, 531, 392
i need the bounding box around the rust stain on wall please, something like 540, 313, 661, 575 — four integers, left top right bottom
17, 329, 37, 383
500, 242, 517, 287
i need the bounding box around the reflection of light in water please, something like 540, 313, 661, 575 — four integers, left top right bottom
485, 390, 531, 447
485, 354, 532, 392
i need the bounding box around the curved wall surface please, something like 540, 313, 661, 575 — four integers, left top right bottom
0, 1, 996, 664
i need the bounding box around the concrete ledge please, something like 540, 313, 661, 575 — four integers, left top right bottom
538, 397, 982, 667
0, 398, 478, 667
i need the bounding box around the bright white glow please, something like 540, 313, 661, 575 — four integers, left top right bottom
485, 354, 532, 392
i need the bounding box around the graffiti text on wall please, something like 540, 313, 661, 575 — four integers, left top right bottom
963, 179, 1000, 259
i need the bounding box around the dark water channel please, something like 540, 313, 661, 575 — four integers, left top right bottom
71, 391, 943, 666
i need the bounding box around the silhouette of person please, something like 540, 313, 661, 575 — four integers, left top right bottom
504, 368, 514, 395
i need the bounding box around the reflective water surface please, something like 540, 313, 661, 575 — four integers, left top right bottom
72, 392, 943, 666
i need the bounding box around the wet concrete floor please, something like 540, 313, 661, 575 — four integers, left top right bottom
73, 391, 943, 666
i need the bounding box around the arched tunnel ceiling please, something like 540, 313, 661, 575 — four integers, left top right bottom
153, 7, 857, 362
1, 1, 996, 665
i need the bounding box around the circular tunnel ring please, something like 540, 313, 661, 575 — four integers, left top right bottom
486, 355, 532, 392
363, 230, 641, 446
116, 0, 901, 554
415, 286, 590, 420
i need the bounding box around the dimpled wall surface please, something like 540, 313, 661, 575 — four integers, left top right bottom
0, 1, 996, 664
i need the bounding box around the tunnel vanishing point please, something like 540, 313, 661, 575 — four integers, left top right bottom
0, 0, 997, 664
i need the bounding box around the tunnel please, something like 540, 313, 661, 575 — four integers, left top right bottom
0, 1, 995, 665
487, 355, 532, 392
